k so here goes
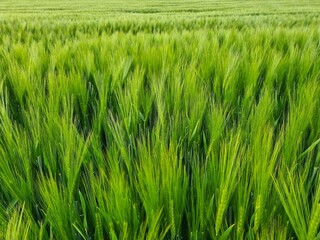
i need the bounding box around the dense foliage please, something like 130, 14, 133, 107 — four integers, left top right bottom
1, 1, 320, 239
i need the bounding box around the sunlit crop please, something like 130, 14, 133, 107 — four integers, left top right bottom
1, 1, 320, 239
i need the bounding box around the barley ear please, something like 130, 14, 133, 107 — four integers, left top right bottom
95, 213, 103, 240
308, 203, 320, 239
254, 194, 262, 232
216, 188, 228, 235
237, 206, 245, 236
170, 200, 176, 239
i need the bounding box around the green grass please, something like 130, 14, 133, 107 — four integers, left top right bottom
1, 1, 320, 239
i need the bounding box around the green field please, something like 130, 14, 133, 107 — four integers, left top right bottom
1, 1, 320, 239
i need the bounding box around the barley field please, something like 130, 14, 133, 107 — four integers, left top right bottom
0, 1, 320, 239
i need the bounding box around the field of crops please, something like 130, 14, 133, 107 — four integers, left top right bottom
1, 1, 320, 239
